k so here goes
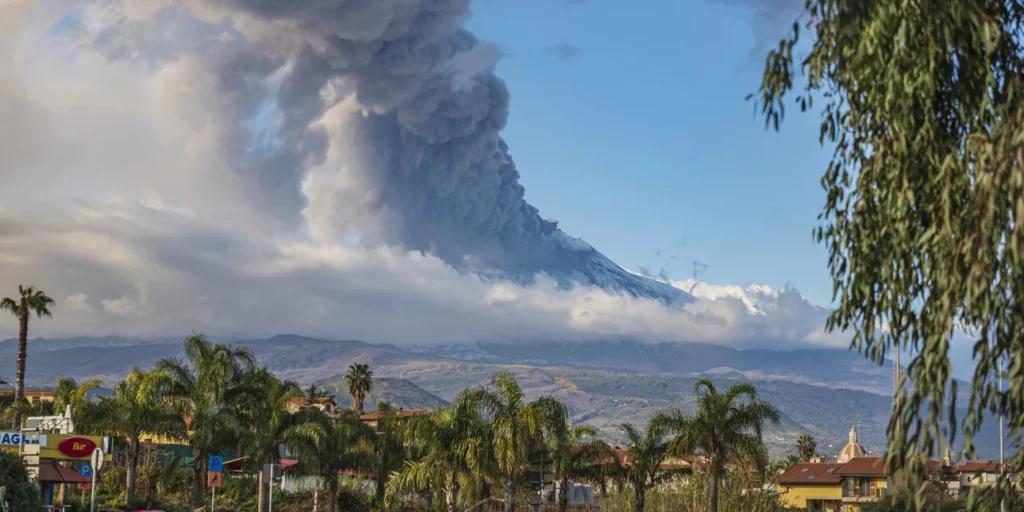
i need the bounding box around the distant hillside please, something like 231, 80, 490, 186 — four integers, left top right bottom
406, 340, 900, 396
0, 334, 1002, 460
0, 334, 427, 387
316, 376, 447, 411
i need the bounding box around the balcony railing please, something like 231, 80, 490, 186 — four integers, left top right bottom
842, 486, 886, 499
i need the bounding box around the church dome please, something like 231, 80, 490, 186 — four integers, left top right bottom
838, 425, 865, 462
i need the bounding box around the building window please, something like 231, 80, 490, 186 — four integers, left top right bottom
860, 478, 871, 497
984, 473, 998, 483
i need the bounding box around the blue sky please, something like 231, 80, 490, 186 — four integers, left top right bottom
467, 0, 836, 305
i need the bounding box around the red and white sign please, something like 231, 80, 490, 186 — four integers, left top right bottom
58, 437, 97, 458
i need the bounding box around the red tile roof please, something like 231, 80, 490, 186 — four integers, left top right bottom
833, 457, 889, 477
37, 461, 91, 484
358, 409, 432, 421
777, 463, 845, 485
609, 449, 702, 471
955, 461, 1005, 473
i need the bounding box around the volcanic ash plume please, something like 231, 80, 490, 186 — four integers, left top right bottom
59, 0, 682, 300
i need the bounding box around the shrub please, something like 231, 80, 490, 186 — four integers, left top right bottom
0, 450, 43, 511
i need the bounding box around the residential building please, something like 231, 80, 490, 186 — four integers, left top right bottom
778, 462, 845, 511
286, 395, 340, 417
777, 458, 889, 511
834, 456, 889, 511
0, 388, 58, 406
949, 461, 1014, 495
358, 408, 431, 429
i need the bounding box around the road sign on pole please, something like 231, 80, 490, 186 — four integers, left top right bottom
208, 455, 223, 512
90, 448, 104, 472
207, 471, 222, 487
89, 447, 103, 512
79, 463, 92, 478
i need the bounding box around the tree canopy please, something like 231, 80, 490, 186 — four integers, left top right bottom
755, 1, 1024, 509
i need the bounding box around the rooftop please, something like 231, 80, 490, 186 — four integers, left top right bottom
37, 461, 91, 484
955, 461, 1010, 474
609, 449, 705, 471
777, 463, 845, 485
833, 456, 889, 477
359, 408, 432, 421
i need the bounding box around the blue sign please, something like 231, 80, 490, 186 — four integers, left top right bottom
0, 432, 39, 446
209, 455, 223, 473
79, 463, 92, 478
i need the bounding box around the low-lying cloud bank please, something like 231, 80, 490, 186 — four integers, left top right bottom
0, 203, 842, 347
0, 0, 842, 349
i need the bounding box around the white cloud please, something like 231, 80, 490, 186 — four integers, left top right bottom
0, 203, 845, 348
65, 293, 93, 313
102, 282, 155, 317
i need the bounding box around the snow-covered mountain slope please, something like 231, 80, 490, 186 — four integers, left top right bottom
670, 279, 800, 315
498, 248, 691, 303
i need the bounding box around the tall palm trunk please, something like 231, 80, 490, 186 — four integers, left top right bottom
504, 475, 516, 512
375, 471, 387, 504
444, 473, 458, 512
126, 438, 139, 505
190, 450, 203, 508
13, 313, 27, 429
633, 484, 645, 512
327, 478, 338, 512
709, 465, 720, 512
557, 477, 570, 512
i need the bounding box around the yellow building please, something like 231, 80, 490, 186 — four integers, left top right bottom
778, 425, 890, 511
0, 388, 58, 406
777, 462, 845, 511
833, 456, 889, 511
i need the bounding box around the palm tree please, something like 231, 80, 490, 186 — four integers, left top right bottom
306, 384, 329, 401
1, 285, 54, 429
618, 422, 672, 512
284, 413, 374, 512
0, 399, 34, 429
547, 421, 613, 512
235, 368, 302, 512
796, 434, 817, 463
344, 364, 373, 413
152, 332, 255, 508
392, 400, 493, 512
461, 370, 564, 512
53, 376, 102, 416
652, 379, 780, 512
365, 403, 412, 505
93, 367, 180, 505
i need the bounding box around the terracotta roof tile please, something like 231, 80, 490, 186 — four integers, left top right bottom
37, 461, 91, 484
358, 409, 432, 421
834, 457, 889, 477
956, 461, 1008, 473
777, 463, 844, 485
609, 449, 700, 471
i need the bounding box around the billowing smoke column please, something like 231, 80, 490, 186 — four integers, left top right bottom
78, 0, 681, 300
97, 0, 576, 271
